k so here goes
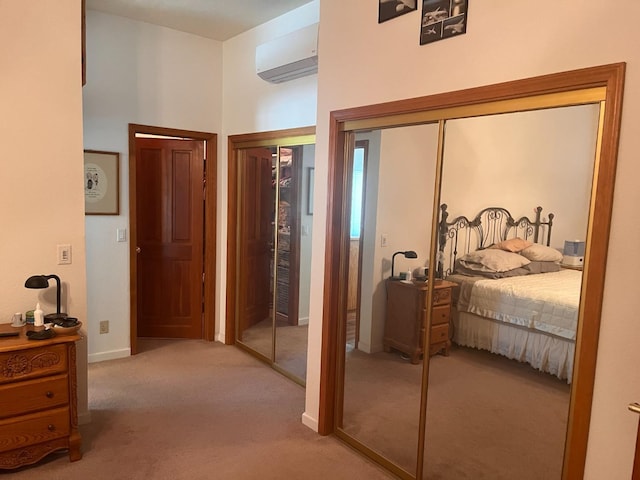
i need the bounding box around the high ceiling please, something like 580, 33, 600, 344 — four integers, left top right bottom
86, 0, 314, 41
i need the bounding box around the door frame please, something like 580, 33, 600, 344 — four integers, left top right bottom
128, 124, 217, 354
226, 127, 316, 345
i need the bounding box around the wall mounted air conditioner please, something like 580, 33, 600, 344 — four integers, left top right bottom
256, 23, 318, 84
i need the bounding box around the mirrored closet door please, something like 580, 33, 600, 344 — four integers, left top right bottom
229, 130, 315, 385
321, 65, 625, 480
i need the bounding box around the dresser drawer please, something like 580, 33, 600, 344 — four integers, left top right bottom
430, 324, 449, 345
0, 344, 68, 385
0, 407, 70, 453
433, 287, 452, 306
431, 305, 450, 326
0, 374, 68, 419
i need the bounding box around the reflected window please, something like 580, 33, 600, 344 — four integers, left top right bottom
350, 146, 365, 238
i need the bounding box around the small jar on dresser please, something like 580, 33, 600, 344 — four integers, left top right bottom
0, 325, 82, 469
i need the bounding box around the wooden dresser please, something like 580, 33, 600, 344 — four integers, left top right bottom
0, 326, 81, 469
383, 279, 456, 364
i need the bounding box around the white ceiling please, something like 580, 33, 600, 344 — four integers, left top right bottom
86, 0, 314, 41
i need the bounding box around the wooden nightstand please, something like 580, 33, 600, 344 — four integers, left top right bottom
383, 279, 456, 364
0, 325, 82, 469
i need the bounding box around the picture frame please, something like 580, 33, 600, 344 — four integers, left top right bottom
84, 150, 120, 215
379, 0, 417, 24
420, 0, 468, 45
307, 167, 315, 215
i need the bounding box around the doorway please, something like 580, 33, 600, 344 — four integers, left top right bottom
227, 127, 315, 385
128, 124, 217, 355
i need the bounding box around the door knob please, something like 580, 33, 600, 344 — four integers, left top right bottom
629, 403, 640, 415
136, 247, 141, 253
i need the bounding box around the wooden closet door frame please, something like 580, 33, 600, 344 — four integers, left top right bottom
317, 63, 626, 480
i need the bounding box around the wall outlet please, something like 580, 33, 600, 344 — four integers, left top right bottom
99, 320, 109, 334
380, 234, 388, 247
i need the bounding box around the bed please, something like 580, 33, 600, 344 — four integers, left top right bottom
437, 204, 581, 383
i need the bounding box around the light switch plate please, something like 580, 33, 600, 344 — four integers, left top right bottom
57, 244, 72, 265
117, 228, 127, 242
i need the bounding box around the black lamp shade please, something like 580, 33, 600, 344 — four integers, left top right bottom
24, 275, 50, 289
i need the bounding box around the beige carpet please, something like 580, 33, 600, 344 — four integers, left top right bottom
5, 339, 392, 480
343, 344, 571, 479
240, 318, 308, 381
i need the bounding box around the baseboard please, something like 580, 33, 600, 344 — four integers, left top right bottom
215, 332, 226, 343
88, 348, 131, 363
298, 316, 309, 325
301, 412, 318, 432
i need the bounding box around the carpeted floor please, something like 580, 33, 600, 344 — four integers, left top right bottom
240, 317, 308, 381
342, 344, 571, 479
4, 339, 392, 480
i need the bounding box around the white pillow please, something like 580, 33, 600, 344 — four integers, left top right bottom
520, 244, 563, 262
458, 249, 530, 273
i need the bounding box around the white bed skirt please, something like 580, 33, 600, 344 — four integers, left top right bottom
452, 310, 575, 383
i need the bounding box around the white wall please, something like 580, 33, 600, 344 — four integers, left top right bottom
441, 105, 599, 248
0, 0, 88, 419
297, 144, 316, 324
306, 1, 640, 477
82, 10, 223, 361
357, 125, 438, 353
220, 0, 319, 341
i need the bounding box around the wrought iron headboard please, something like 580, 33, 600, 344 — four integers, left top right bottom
437, 204, 554, 278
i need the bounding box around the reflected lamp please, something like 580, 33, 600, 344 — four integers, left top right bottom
391, 250, 418, 279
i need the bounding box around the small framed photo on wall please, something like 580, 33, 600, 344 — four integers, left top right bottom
420, 0, 468, 45
84, 150, 120, 215
379, 0, 418, 23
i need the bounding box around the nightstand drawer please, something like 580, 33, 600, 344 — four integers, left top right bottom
430, 324, 449, 345
0, 374, 68, 419
433, 287, 451, 306
0, 344, 68, 385
0, 407, 70, 452
431, 305, 450, 326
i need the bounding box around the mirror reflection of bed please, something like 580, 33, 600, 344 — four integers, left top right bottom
341, 104, 599, 479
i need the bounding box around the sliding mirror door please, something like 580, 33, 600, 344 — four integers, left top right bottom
423, 105, 600, 479
273, 145, 315, 382
338, 125, 439, 477
321, 64, 625, 480
231, 130, 315, 385
236, 147, 275, 360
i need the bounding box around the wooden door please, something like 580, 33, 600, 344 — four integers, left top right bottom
135, 137, 205, 338
237, 148, 274, 338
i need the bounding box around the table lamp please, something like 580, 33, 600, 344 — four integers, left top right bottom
24, 274, 67, 321
391, 250, 418, 279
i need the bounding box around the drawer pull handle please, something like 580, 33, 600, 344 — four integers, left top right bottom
46, 391, 54, 398
48, 424, 56, 431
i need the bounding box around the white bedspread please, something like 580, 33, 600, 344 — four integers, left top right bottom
458, 270, 582, 340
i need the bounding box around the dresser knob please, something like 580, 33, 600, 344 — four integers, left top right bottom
48, 424, 56, 431
46, 391, 54, 398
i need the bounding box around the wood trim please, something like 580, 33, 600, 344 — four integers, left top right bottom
634, 420, 640, 480
128, 124, 217, 353
317, 63, 626, 479
226, 127, 316, 346
81, 0, 86, 86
